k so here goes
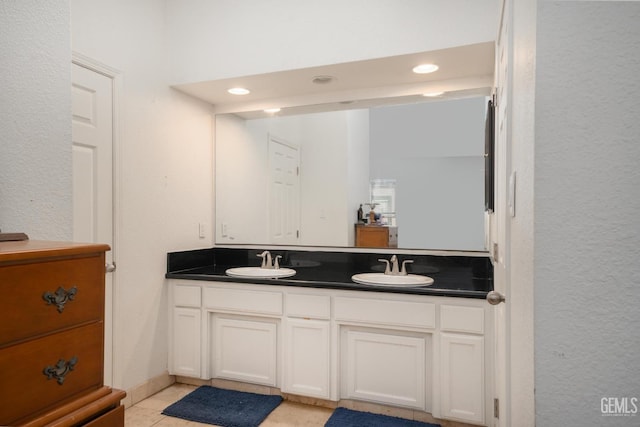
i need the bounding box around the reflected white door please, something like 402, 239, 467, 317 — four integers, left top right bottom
268, 136, 300, 244
71, 62, 114, 385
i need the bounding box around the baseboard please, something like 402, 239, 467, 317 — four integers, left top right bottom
122, 371, 176, 408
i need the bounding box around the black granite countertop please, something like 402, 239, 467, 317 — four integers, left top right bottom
166, 247, 493, 299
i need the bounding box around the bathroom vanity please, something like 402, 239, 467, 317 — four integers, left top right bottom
166, 247, 493, 426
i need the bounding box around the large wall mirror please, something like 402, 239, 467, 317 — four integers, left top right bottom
215, 95, 489, 251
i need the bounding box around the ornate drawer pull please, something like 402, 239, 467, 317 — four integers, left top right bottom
43, 356, 78, 385
43, 286, 78, 313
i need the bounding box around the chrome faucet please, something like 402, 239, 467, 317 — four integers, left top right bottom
378, 255, 413, 276
257, 251, 273, 269
390, 255, 399, 275
257, 251, 282, 269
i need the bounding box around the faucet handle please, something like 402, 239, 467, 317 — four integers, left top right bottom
378, 258, 391, 275
400, 260, 414, 275
274, 255, 282, 269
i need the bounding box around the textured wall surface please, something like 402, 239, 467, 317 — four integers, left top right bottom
71, 0, 215, 391
535, 2, 640, 425
0, 0, 72, 239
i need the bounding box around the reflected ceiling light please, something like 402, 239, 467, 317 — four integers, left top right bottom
312, 75, 335, 84
264, 108, 281, 114
228, 87, 250, 95
423, 91, 445, 97
412, 63, 439, 74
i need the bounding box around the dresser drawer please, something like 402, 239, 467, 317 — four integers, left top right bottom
0, 322, 104, 425
0, 253, 105, 346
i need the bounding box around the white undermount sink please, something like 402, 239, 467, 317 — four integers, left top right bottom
225, 266, 296, 279
351, 272, 434, 287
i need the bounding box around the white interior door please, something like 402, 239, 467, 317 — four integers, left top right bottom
491, 1, 512, 425
268, 136, 300, 244
71, 61, 114, 385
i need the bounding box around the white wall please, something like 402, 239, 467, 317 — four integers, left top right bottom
346, 110, 371, 245
298, 112, 351, 246
0, 0, 72, 240
215, 114, 271, 243
70, 0, 214, 392
534, 2, 640, 425
165, 0, 499, 84
369, 98, 486, 250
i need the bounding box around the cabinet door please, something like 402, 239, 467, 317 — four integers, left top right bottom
343, 329, 427, 410
283, 318, 330, 399
440, 333, 485, 424
171, 307, 201, 377
213, 317, 278, 386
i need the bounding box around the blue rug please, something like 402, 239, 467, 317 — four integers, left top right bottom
162, 385, 283, 427
325, 407, 441, 427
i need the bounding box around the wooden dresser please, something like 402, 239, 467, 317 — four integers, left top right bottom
0, 241, 125, 426
354, 224, 398, 248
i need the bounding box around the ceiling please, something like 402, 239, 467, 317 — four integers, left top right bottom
172, 41, 495, 119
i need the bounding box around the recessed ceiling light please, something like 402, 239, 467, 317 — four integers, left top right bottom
412, 64, 439, 74
228, 87, 250, 95
312, 75, 335, 85
264, 108, 281, 114
423, 91, 445, 97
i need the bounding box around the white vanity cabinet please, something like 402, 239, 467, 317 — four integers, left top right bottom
282, 293, 331, 399
439, 304, 486, 424
213, 316, 278, 386
169, 284, 202, 377
167, 280, 492, 426
204, 286, 282, 387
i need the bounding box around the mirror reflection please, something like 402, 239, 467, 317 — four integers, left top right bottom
215, 96, 488, 251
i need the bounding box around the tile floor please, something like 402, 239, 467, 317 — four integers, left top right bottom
124, 383, 334, 426
124, 382, 477, 427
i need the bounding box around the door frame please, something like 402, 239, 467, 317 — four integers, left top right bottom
72, 51, 122, 387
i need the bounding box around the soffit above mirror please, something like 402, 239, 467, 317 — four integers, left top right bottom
172, 41, 495, 117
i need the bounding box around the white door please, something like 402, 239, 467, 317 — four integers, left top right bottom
491, 1, 512, 425
283, 317, 331, 399
213, 316, 278, 386
268, 136, 300, 244
71, 62, 114, 385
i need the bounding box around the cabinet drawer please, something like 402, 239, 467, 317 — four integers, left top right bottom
173, 284, 201, 307
203, 286, 282, 316
0, 322, 104, 425
0, 254, 105, 346
440, 305, 484, 334
84, 404, 124, 427
334, 297, 435, 329
286, 293, 330, 319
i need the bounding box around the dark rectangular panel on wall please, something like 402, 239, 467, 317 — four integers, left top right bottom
484, 98, 495, 212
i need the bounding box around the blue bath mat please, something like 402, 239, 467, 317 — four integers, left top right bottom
162, 385, 283, 427
325, 407, 441, 427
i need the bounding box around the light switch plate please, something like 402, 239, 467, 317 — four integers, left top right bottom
508, 171, 516, 217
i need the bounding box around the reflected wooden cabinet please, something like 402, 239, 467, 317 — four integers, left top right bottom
0, 240, 125, 427
354, 225, 398, 248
